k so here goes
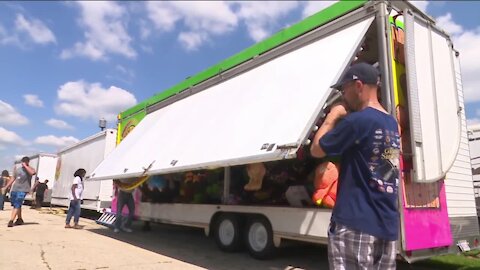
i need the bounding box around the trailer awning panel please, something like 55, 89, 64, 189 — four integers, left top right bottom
90, 17, 374, 180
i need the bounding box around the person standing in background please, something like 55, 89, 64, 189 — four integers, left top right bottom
0, 170, 12, 210
32, 179, 49, 209
4, 157, 36, 227
113, 180, 135, 233
65, 169, 85, 229
30, 177, 40, 209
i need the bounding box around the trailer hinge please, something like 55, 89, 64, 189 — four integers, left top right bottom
260, 143, 276, 151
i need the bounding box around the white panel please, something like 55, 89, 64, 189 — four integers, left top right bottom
405, 13, 461, 183
36, 155, 58, 202
138, 203, 331, 239
431, 31, 460, 172
91, 18, 374, 180
447, 208, 477, 217
445, 52, 476, 217
37, 155, 58, 188
29, 157, 39, 187
413, 18, 441, 179
99, 130, 117, 202
444, 186, 475, 195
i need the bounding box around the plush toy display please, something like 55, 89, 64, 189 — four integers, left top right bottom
312, 161, 339, 208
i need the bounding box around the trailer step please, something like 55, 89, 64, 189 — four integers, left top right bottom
96, 212, 116, 227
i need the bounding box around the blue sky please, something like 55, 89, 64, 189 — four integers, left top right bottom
0, 1, 479, 170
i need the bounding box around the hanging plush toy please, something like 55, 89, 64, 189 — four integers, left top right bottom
244, 163, 266, 191
312, 161, 339, 208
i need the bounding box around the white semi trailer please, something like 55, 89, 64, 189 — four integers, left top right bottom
91, 0, 479, 262
51, 129, 116, 211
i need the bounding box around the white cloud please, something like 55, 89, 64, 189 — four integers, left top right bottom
436, 13, 463, 35
435, 14, 480, 103
0, 127, 28, 146
23, 94, 44, 108
45, 118, 74, 130
0, 100, 29, 126
178, 32, 208, 51
15, 14, 56, 44
1, 14, 55, 47
302, 1, 337, 18
139, 19, 151, 40
115, 65, 135, 79
467, 118, 480, 127
145, 1, 238, 50
61, 2, 136, 61
55, 80, 137, 122
0, 23, 20, 46
140, 44, 153, 54
232, 1, 299, 42
409, 1, 429, 13
107, 65, 136, 84
34, 135, 79, 148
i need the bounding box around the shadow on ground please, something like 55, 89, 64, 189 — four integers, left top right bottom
86, 221, 435, 270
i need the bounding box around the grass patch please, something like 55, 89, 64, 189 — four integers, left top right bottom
413, 253, 480, 270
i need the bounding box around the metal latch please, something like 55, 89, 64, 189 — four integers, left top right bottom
276, 143, 298, 150
142, 160, 155, 174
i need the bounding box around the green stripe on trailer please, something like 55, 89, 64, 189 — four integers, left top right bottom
120, 0, 368, 119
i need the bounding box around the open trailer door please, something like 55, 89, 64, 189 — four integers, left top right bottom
89, 16, 375, 182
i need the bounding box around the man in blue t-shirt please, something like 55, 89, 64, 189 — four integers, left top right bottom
310, 63, 400, 270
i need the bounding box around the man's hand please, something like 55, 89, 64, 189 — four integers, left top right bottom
325, 103, 348, 124
310, 103, 348, 158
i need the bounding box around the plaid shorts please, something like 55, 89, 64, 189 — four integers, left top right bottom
328, 222, 396, 270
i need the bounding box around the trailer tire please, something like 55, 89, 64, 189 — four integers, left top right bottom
213, 214, 243, 252
245, 216, 276, 260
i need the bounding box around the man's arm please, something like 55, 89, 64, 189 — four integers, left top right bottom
22, 162, 36, 176
310, 104, 347, 158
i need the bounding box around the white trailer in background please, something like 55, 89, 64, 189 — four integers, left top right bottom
14, 153, 58, 203
468, 124, 480, 216
51, 129, 116, 211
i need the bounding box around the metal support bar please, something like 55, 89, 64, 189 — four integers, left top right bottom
376, 1, 394, 114
223, 167, 231, 204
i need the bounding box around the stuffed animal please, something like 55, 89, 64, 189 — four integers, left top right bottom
244, 163, 266, 191
312, 161, 339, 208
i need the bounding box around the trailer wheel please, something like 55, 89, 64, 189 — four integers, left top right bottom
214, 214, 243, 252
245, 216, 276, 260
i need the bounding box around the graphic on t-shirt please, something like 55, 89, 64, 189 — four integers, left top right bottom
369, 129, 400, 194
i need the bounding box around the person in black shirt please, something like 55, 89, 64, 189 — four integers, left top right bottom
32, 179, 49, 209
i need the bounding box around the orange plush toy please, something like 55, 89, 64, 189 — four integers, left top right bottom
312, 161, 340, 208
244, 163, 266, 191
